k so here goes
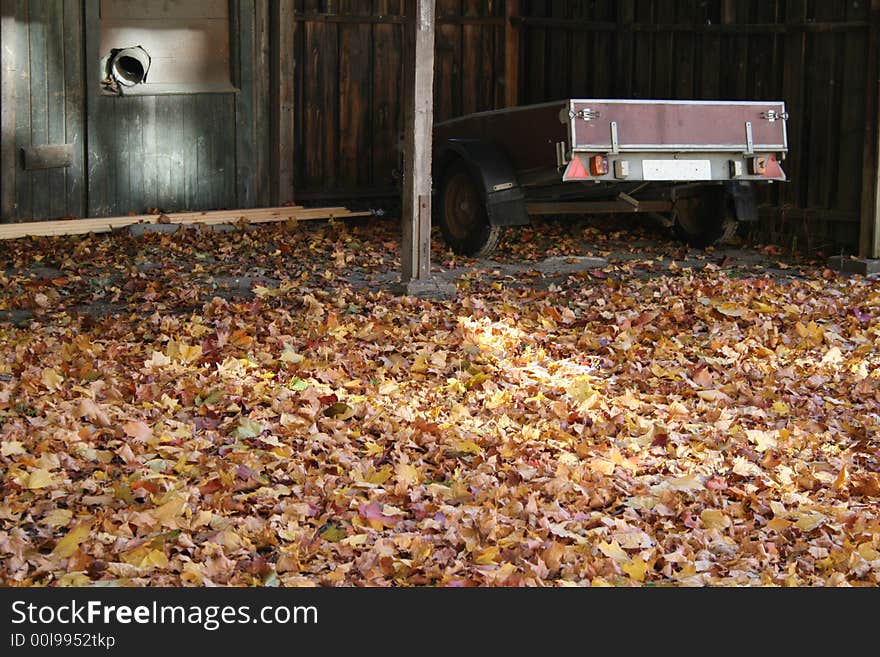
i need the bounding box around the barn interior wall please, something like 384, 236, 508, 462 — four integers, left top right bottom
1, 0, 877, 257
284, 0, 880, 255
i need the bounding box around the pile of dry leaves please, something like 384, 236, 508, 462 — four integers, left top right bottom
0, 216, 878, 586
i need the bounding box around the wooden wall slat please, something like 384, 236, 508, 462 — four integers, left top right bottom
13, 0, 29, 221
62, 0, 84, 218
28, 0, 48, 220
371, 4, 403, 190
338, 0, 372, 188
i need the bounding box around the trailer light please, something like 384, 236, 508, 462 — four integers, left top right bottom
730, 160, 744, 178
590, 155, 609, 176
562, 154, 589, 181
614, 160, 630, 179
748, 156, 767, 176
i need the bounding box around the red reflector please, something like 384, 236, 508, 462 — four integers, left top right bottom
563, 155, 589, 181
762, 154, 785, 180
590, 155, 609, 176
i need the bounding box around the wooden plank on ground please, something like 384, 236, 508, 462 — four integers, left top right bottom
0, 206, 372, 240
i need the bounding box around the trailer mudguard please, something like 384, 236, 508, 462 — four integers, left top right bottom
435, 139, 530, 227
724, 181, 759, 223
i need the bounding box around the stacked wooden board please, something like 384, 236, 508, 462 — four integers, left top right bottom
0, 206, 373, 240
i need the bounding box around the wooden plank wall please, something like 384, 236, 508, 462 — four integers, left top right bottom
517, 0, 872, 254
2, 0, 876, 257
288, 0, 505, 200
0, 0, 85, 222
86, 0, 248, 218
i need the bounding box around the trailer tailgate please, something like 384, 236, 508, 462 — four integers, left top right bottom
568, 100, 788, 153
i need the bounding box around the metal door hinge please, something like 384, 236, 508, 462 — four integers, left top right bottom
761, 109, 789, 123
569, 108, 601, 122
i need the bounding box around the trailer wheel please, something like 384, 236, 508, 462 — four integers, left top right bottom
673, 187, 738, 247
437, 161, 504, 257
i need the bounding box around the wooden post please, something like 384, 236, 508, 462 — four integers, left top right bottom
860, 0, 880, 258
504, 0, 520, 108
271, 0, 296, 205
397, 0, 453, 297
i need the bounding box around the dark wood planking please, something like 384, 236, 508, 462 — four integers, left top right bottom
461, 0, 481, 115
833, 0, 864, 215
591, 0, 612, 97
546, 0, 568, 101
434, 0, 461, 121
28, 0, 48, 220
651, 0, 674, 98
274, 0, 295, 204
182, 95, 198, 209
614, 0, 635, 98
631, 0, 652, 98
524, 0, 547, 103
234, 0, 256, 207
504, 0, 520, 106
806, 0, 837, 211
62, 0, 84, 218
672, 1, 695, 100
831, 0, 868, 215
479, 0, 498, 111
114, 99, 132, 214
372, 0, 404, 189
44, 4, 65, 219
782, 0, 807, 209
302, 16, 339, 190
568, 1, 588, 97
860, 0, 880, 256
338, 0, 372, 188
253, 0, 270, 207
699, 0, 721, 99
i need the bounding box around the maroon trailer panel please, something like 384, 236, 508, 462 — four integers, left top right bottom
568, 100, 788, 152
434, 101, 568, 174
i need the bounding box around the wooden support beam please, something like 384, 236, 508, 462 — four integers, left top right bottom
399, 0, 435, 285
860, 0, 880, 258
504, 0, 520, 107
271, 0, 296, 205
0, 206, 372, 240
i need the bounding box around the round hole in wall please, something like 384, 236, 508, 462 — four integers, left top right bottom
109, 46, 151, 87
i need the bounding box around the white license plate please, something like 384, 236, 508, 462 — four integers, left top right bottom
642, 159, 712, 181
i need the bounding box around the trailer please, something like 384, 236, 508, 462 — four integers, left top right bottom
432, 99, 789, 256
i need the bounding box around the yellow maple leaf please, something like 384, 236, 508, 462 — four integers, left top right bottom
475, 546, 500, 565
716, 302, 747, 317
701, 509, 730, 530
598, 540, 629, 563
794, 512, 826, 532
395, 462, 421, 487
567, 376, 596, 402
766, 517, 791, 531
53, 522, 92, 558
621, 557, 648, 582
41, 368, 64, 390
772, 401, 789, 415
27, 468, 57, 489
151, 494, 187, 528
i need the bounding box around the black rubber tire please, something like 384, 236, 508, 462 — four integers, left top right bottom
436, 160, 504, 257
673, 186, 738, 247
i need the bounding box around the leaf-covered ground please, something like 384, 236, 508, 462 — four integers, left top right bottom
1, 215, 878, 586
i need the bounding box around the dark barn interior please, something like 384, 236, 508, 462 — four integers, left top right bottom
1, 0, 879, 258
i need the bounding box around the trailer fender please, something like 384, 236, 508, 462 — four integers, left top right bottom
435, 139, 530, 227
724, 181, 758, 223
